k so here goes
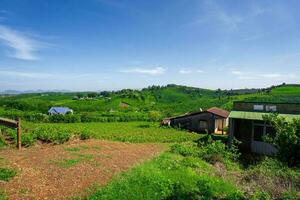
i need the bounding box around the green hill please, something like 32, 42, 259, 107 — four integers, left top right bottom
0, 84, 299, 122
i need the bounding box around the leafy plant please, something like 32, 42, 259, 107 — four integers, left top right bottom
263, 114, 300, 167
0, 168, 17, 181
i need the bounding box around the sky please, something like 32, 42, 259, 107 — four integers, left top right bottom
0, 0, 299, 91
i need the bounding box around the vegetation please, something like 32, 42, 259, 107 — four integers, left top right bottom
264, 115, 300, 167
1, 84, 300, 199
1, 84, 299, 123
0, 167, 16, 181
85, 153, 244, 200
84, 137, 300, 200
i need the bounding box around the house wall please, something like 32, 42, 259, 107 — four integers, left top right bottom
214, 119, 227, 133
232, 119, 253, 152
230, 118, 278, 155
170, 113, 216, 133
233, 102, 300, 114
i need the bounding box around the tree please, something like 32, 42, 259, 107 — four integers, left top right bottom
148, 111, 162, 122
263, 114, 300, 167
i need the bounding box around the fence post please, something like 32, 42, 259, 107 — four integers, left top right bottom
17, 118, 21, 150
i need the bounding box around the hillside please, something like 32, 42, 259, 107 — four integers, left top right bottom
0, 84, 299, 122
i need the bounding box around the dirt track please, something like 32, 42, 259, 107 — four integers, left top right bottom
0, 140, 164, 200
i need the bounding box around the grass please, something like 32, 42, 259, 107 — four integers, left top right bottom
0, 189, 7, 200
50, 153, 95, 168
84, 153, 244, 200
0, 167, 17, 181
81, 138, 300, 200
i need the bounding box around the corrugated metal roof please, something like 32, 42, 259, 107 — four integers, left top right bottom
48, 107, 73, 114
206, 107, 230, 118
229, 111, 300, 121
168, 107, 229, 120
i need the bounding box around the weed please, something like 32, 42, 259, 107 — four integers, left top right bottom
0, 189, 7, 200
0, 168, 17, 181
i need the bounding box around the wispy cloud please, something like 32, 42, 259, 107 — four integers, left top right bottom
261, 73, 296, 79
230, 69, 296, 80
193, 0, 244, 31
0, 70, 97, 79
0, 25, 48, 60
179, 69, 204, 74
196, 70, 204, 73
119, 67, 166, 75
230, 70, 244, 75
179, 69, 192, 74
0, 70, 53, 78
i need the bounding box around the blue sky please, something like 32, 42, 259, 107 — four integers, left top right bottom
0, 0, 299, 91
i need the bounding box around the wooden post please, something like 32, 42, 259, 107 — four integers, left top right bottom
17, 118, 21, 150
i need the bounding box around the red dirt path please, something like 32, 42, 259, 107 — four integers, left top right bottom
0, 140, 164, 200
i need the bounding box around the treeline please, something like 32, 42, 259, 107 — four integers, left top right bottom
0, 109, 161, 123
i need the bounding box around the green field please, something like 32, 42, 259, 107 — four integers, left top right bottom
1, 84, 300, 199
1, 84, 299, 123
23, 122, 201, 143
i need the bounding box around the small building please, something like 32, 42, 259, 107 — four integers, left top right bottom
229, 101, 300, 155
164, 107, 229, 134
48, 107, 73, 115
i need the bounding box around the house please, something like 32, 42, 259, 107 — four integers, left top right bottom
48, 107, 73, 115
228, 101, 300, 155
163, 107, 229, 134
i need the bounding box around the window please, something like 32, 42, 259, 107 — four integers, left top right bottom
266, 105, 277, 112
199, 121, 207, 129
253, 121, 276, 142
253, 125, 264, 141
254, 105, 264, 111
266, 126, 276, 137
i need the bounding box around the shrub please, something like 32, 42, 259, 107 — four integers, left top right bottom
170, 142, 199, 157
245, 158, 300, 198
171, 135, 240, 165
280, 190, 300, 200
0, 168, 17, 181
21, 133, 37, 147
32, 127, 72, 144
79, 129, 94, 140
263, 115, 300, 167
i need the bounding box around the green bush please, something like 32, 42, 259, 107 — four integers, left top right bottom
32, 127, 72, 144
21, 133, 37, 147
171, 135, 240, 165
245, 158, 300, 198
79, 129, 94, 140
170, 142, 199, 157
0, 168, 17, 181
263, 115, 300, 167
280, 190, 300, 200
86, 153, 244, 200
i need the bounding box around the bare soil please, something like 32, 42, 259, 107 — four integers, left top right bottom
0, 140, 164, 200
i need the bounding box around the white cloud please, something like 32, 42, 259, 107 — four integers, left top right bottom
119, 67, 166, 75
261, 73, 296, 79
179, 69, 192, 74
0, 25, 47, 60
0, 70, 98, 79
230, 70, 244, 75
196, 70, 204, 73
0, 70, 52, 78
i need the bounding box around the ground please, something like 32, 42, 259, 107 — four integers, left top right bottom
0, 139, 164, 200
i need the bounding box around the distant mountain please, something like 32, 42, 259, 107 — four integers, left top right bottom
0, 89, 72, 95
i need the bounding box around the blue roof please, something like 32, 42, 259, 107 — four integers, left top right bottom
48, 107, 73, 114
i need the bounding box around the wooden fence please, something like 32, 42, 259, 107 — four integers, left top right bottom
0, 117, 22, 149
